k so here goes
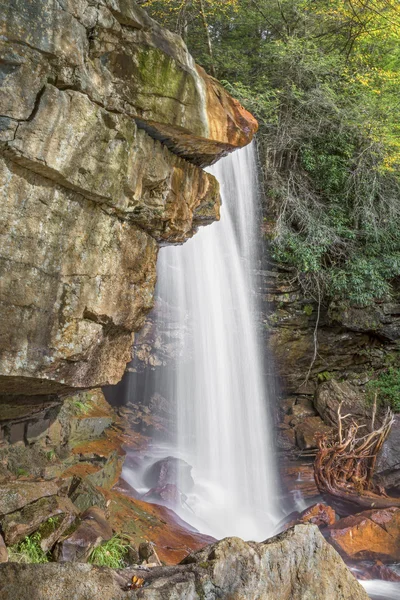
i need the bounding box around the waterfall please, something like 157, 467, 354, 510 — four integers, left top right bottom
153, 143, 280, 541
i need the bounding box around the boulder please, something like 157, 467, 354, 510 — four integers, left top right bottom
0, 480, 61, 515
0, 495, 77, 546
54, 507, 113, 562
314, 380, 371, 428
138, 541, 155, 562
294, 416, 333, 450
0, 524, 369, 599
285, 502, 336, 530
143, 457, 194, 493
326, 507, 400, 562
290, 399, 317, 424
141, 484, 182, 508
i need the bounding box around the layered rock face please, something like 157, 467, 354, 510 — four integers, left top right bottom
0, 0, 257, 396
263, 264, 400, 455
0, 525, 369, 600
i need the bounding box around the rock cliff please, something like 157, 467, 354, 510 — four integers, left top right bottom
0, 0, 257, 397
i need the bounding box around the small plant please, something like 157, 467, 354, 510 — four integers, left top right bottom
71, 398, 91, 415
303, 304, 314, 316
88, 535, 130, 569
8, 532, 49, 564
317, 371, 334, 382
366, 368, 400, 412
46, 450, 56, 461
15, 468, 29, 477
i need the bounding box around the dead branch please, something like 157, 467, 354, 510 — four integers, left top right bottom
314, 404, 400, 509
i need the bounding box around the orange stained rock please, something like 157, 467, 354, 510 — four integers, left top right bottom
199, 66, 258, 149
327, 507, 400, 561
103, 489, 214, 565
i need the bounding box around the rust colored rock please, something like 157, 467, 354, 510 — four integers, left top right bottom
285, 502, 336, 530
327, 507, 400, 561
103, 488, 214, 565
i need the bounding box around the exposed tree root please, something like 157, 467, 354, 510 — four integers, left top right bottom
314, 402, 400, 509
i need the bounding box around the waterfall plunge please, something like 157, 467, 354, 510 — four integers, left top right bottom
155, 143, 280, 541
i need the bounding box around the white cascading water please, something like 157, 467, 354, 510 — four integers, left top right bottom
155, 143, 280, 541
360, 581, 400, 600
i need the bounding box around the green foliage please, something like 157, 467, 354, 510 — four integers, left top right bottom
303, 304, 314, 316
366, 368, 400, 412
8, 532, 49, 564
145, 0, 400, 306
70, 394, 92, 415
88, 535, 130, 569
317, 371, 334, 382
15, 468, 29, 477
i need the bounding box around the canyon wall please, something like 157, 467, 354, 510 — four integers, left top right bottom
0, 0, 257, 398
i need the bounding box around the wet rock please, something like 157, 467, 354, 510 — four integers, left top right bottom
0, 480, 61, 515
0, 534, 8, 563
276, 427, 297, 451
0, 524, 369, 599
295, 416, 333, 450
103, 488, 214, 565
1, 495, 77, 546
143, 457, 194, 493
285, 502, 336, 530
54, 507, 112, 562
142, 484, 182, 508
327, 507, 400, 561
351, 560, 400, 582
315, 380, 371, 428
280, 459, 319, 499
